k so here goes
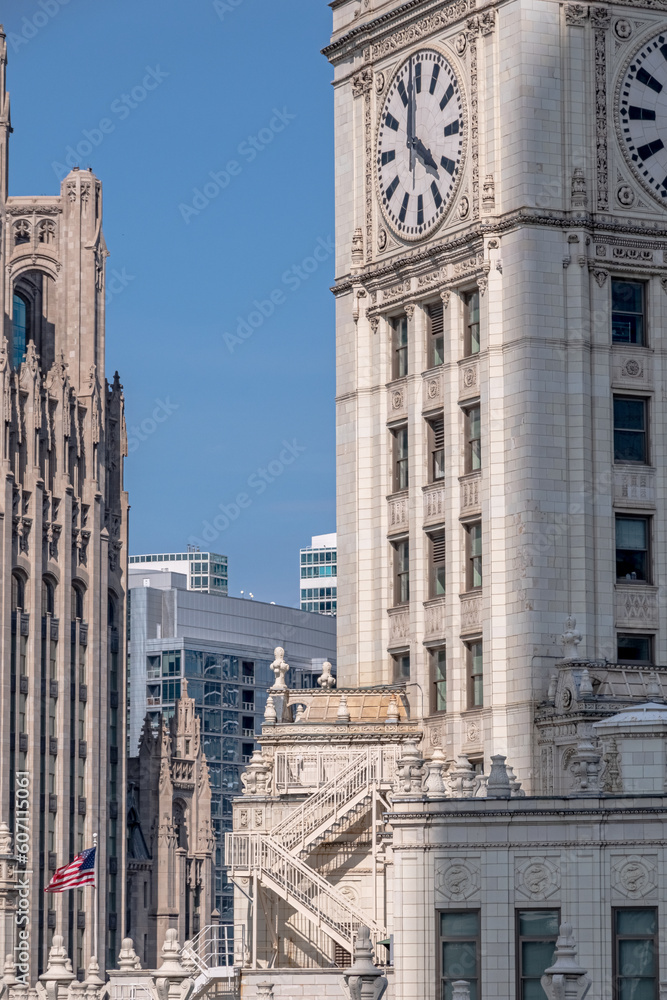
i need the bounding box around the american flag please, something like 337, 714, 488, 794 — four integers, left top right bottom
44, 847, 96, 893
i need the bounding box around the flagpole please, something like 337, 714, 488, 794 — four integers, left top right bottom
92, 831, 98, 964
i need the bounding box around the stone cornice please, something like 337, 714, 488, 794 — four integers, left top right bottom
323, 0, 458, 63
332, 209, 667, 296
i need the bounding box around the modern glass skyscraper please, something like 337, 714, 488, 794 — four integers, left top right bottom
299, 533, 337, 615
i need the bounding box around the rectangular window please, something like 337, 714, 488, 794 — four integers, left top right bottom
465, 405, 481, 473
431, 648, 447, 713
614, 908, 658, 1000
616, 516, 650, 582
393, 425, 409, 491
427, 416, 445, 483
429, 531, 446, 598
617, 633, 653, 664
392, 653, 410, 683
393, 539, 410, 605
439, 911, 480, 1000
466, 522, 482, 590
467, 641, 483, 708
612, 279, 645, 346
516, 910, 559, 1000
614, 396, 648, 464
464, 290, 480, 356
392, 314, 408, 379
427, 301, 444, 368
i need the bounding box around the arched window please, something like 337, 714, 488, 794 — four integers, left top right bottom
71, 584, 85, 621
12, 293, 28, 369
42, 578, 55, 617
12, 573, 25, 612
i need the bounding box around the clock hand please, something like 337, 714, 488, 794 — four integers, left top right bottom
413, 136, 439, 173
406, 59, 415, 180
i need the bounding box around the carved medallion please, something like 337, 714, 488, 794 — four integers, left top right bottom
515, 857, 560, 900
436, 859, 480, 901
612, 855, 657, 898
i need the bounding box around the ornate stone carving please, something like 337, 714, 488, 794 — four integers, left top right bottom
374, 71, 385, 94
394, 740, 424, 795
560, 615, 582, 660
425, 600, 445, 638
594, 11, 610, 210
592, 268, 608, 287
615, 587, 658, 626
352, 69, 373, 97
389, 495, 408, 530
571, 167, 587, 207
388, 609, 410, 644
460, 593, 482, 632
424, 485, 446, 521
461, 475, 480, 512
482, 174, 495, 212
426, 376, 440, 401
391, 388, 405, 410
440, 289, 451, 308
612, 855, 657, 898
455, 32, 467, 54
270, 646, 289, 691
458, 195, 470, 220
616, 183, 635, 207
600, 738, 622, 792
614, 17, 633, 38
565, 3, 587, 24
622, 357, 642, 377
515, 857, 560, 900
369, 1, 475, 59
436, 859, 480, 901
318, 660, 336, 689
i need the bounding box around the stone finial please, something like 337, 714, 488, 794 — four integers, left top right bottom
646, 675, 662, 700
486, 754, 512, 799
578, 668, 593, 699
506, 765, 525, 798
40, 935, 74, 985
447, 755, 476, 798
118, 939, 140, 971
561, 616, 582, 661
541, 923, 591, 1000
423, 749, 447, 796
3, 955, 17, 987
317, 661, 336, 689
394, 740, 425, 796
343, 927, 388, 1000
84, 956, 104, 990
155, 929, 186, 976
269, 647, 289, 691
294, 704, 307, 723
385, 695, 399, 726
452, 983, 471, 1000
336, 693, 351, 724
263, 695, 277, 726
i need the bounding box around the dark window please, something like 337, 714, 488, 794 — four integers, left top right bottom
427, 301, 444, 368
429, 531, 446, 598
464, 290, 480, 356
12, 574, 25, 612
42, 579, 55, 617
392, 653, 410, 682
467, 641, 483, 708
439, 911, 480, 1000
242, 660, 254, 681
616, 516, 650, 582
466, 522, 483, 590
613, 908, 658, 1000
427, 416, 445, 483
393, 426, 409, 491
12, 293, 28, 369
465, 405, 481, 473
617, 634, 653, 664
431, 648, 446, 713
612, 280, 645, 345
392, 314, 408, 378
516, 910, 559, 1000
71, 585, 84, 621
393, 539, 409, 605
614, 397, 648, 464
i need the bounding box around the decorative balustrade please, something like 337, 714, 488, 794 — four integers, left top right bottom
273, 747, 397, 793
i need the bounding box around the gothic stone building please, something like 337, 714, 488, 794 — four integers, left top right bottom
226, 0, 667, 996
127, 685, 215, 970
0, 25, 128, 980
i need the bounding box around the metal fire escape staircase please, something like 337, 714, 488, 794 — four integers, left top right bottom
226, 750, 390, 954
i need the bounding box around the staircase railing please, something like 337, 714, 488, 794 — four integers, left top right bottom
226, 832, 385, 951
271, 748, 393, 852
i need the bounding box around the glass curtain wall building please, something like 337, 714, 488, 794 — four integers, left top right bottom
300, 533, 337, 615
127, 569, 336, 923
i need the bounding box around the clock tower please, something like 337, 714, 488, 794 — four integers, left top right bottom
325, 0, 667, 785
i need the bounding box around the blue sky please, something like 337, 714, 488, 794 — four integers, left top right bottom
5, 0, 336, 607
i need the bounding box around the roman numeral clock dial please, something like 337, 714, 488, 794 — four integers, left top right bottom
376, 49, 465, 241
618, 32, 667, 201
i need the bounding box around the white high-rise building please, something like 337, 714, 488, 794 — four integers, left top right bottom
129, 549, 228, 596
299, 533, 337, 614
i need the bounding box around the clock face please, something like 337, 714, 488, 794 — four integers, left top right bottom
618, 32, 667, 202
376, 49, 465, 240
